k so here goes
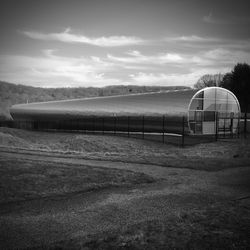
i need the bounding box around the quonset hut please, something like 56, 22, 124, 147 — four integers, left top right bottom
10, 87, 241, 135
188, 87, 241, 134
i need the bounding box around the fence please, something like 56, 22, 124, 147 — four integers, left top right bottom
215, 112, 249, 139
0, 113, 249, 146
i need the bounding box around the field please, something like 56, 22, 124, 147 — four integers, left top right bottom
0, 127, 250, 249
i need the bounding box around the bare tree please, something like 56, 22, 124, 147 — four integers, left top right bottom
194, 74, 224, 89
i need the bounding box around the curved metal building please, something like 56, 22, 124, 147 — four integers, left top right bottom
10, 89, 196, 118
188, 87, 241, 135
10, 87, 241, 135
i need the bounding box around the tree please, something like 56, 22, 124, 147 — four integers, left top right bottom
194, 74, 223, 89
220, 72, 232, 89
221, 63, 250, 113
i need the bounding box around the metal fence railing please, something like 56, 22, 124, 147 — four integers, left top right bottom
0, 113, 249, 146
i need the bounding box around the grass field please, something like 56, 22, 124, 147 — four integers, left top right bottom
0, 156, 154, 204
0, 127, 249, 169
0, 127, 250, 249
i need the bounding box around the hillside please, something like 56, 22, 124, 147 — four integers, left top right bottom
0, 81, 190, 120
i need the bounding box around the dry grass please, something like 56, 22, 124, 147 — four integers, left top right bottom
0, 156, 154, 204
0, 128, 250, 250
0, 127, 250, 171
24, 200, 250, 250
78, 201, 250, 250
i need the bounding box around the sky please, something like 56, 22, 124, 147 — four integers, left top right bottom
0, 0, 250, 88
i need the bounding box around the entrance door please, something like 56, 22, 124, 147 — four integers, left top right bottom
202, 111, 216, 134
194, 111, 202, 134
217, 113, 233, 134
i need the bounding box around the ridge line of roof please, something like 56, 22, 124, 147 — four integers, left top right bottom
11, 88, 194, 107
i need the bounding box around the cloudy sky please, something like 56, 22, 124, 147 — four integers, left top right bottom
1, 0, 250, 88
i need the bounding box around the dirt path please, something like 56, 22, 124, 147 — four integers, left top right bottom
0, 149, 250, 249
1, 146, 249, 176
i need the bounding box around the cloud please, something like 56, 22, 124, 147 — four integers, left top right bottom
129, 72, 199, 86
127, 47, 250, 86
166, 35, 221, 43
107, 50, 221, 68
203, 48, 250, 66
203, 12, 250, 24
126, 50, 141, 56
129, 67, 231, 87
21, 28, 145, 47
203, 12, 217, 24
202, 12, 232, 24
107, 51, 184, 65
2, 34, 250, 88
165, 35, 250, 53
0, 50, 121, 87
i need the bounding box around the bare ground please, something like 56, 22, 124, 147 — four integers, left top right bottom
0, 128, 250, 249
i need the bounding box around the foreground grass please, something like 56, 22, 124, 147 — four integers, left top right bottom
0, 156, 154, 204
85, 203, 250, 250
0, 128, 250, 249
27, 200, 250, 250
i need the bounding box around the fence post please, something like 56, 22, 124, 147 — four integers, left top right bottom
127, 116, 130, 137
102, 117, 104, 135
244, 111, 247, 138
224, 118, 226, 138
93, 116, 95, 134
230, 116, 233, 138
238, 115, 240, 138
162, 115, 165, 143
114, 114, 116, 135
215, 112, 218, 141
83, 118, 86, 133
181, 116, 185, 147
142, 115, 144, 139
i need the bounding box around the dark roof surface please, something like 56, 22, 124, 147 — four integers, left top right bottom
11, 89, 198, 119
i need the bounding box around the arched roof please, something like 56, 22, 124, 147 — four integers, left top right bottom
187, 87, 241, 135
188, 86, 240, 112
11, 89, 198, 120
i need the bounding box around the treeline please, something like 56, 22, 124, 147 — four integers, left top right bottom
194, 63, 250, 113
194, 74, 224, 89
0, 81, 190, 120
